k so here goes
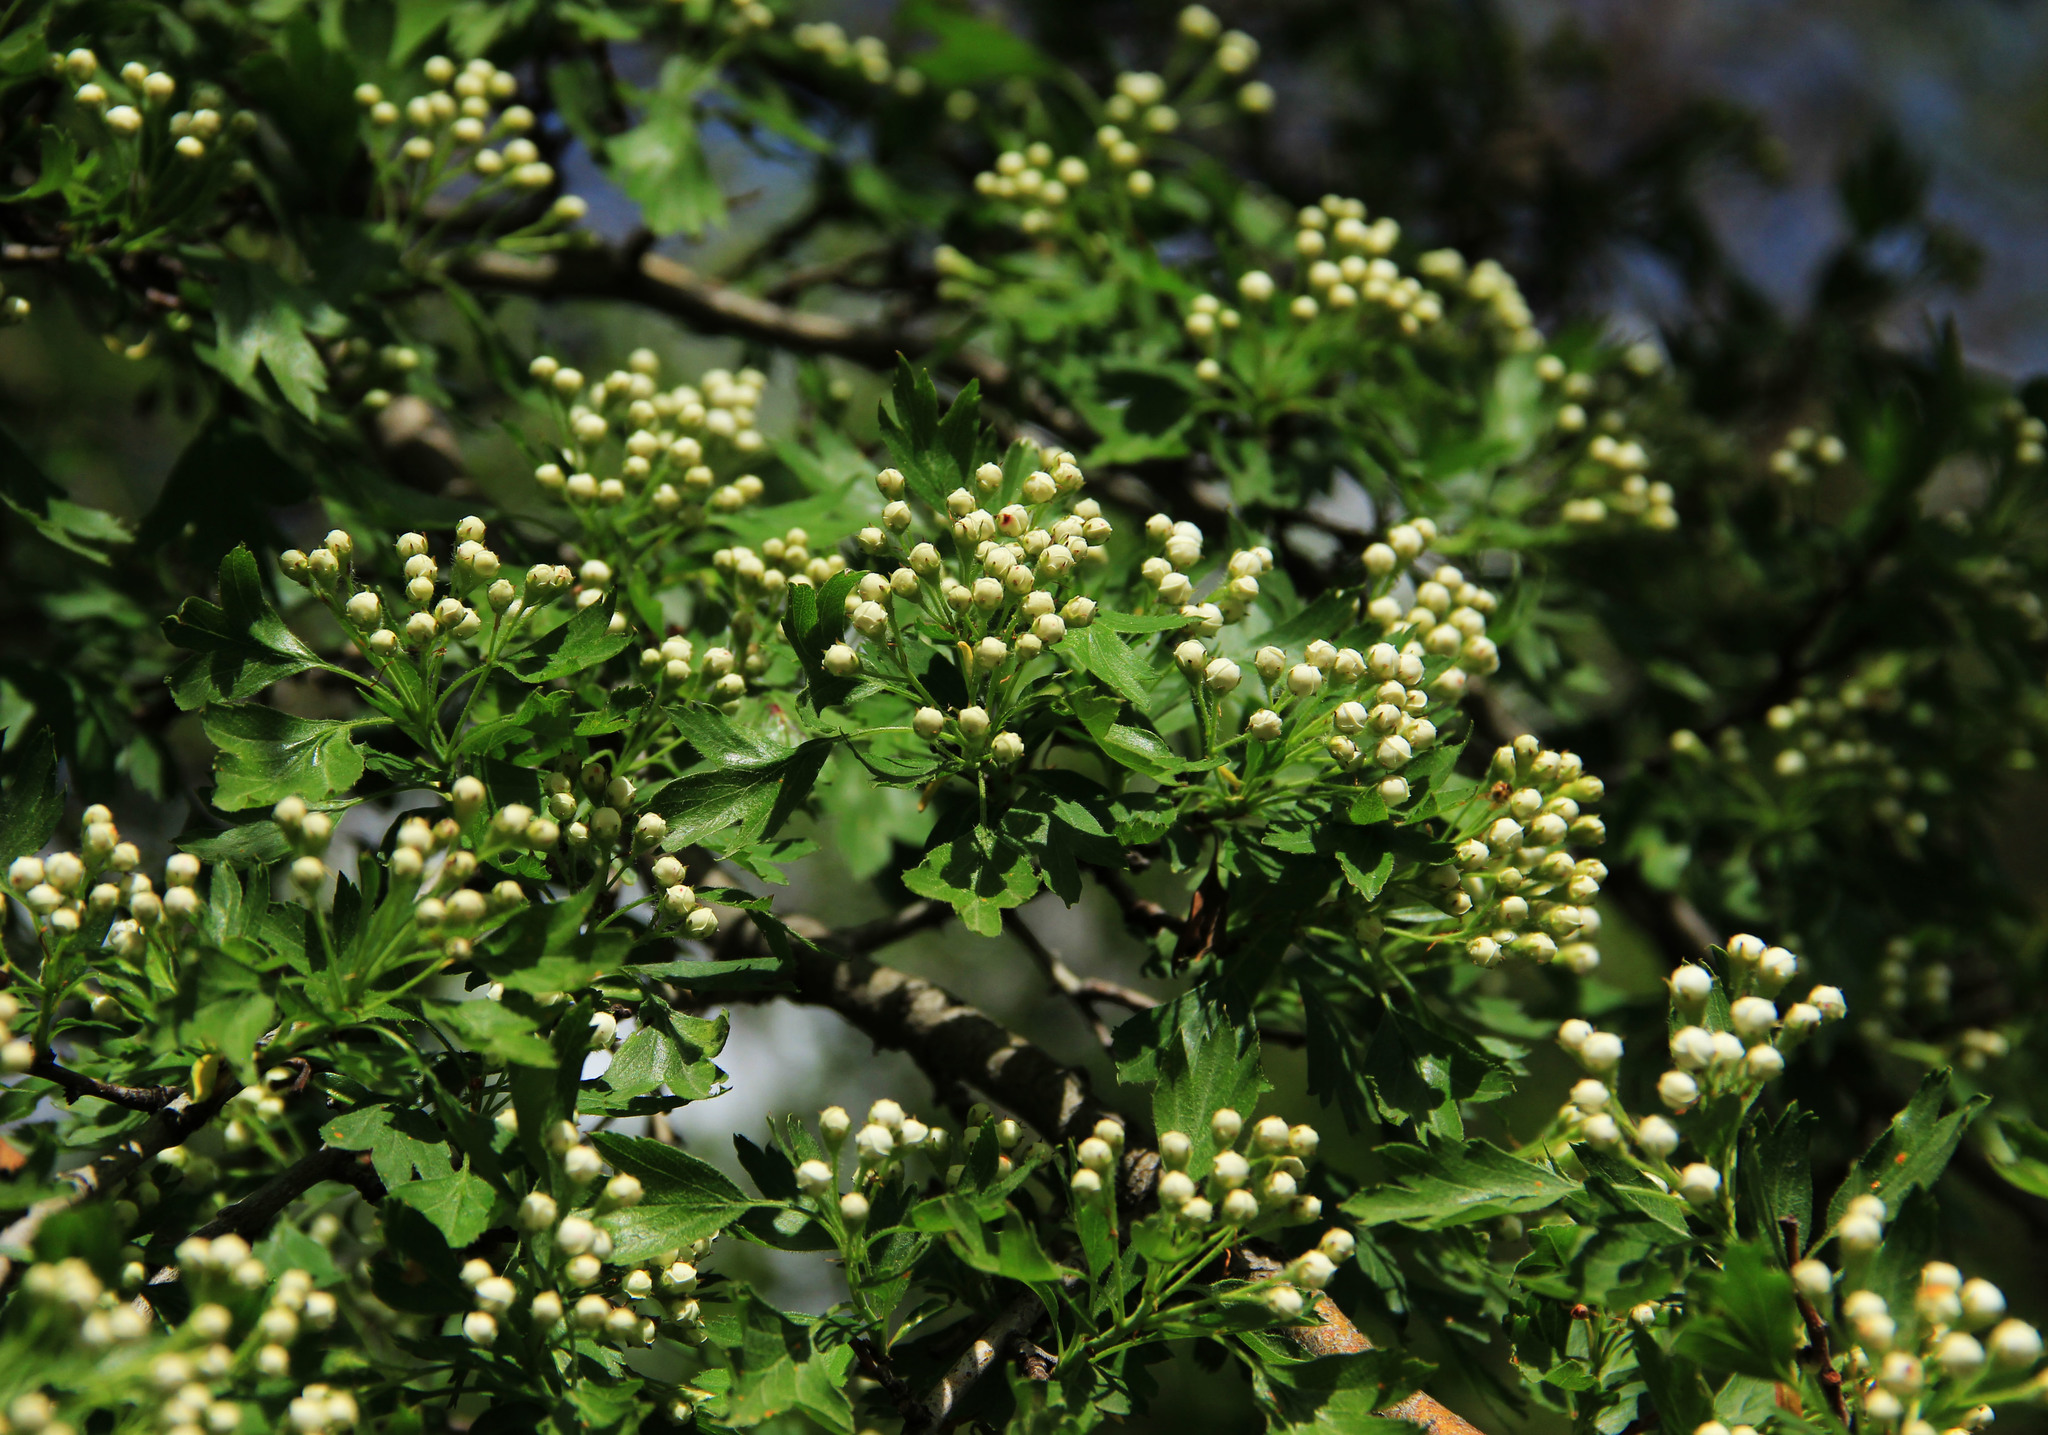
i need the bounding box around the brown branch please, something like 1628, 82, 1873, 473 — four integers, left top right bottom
459, 247, 1012, 393
1002, 907, 1157, 1053
0, 1080, 239, 1281
27, 1052, 182, 1113
147, 1148, 386, 1288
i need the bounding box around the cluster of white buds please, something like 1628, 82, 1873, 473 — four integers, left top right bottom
1152, 1108, 1326, 1233
397, 798, 527, 959
974, 141, 1105, 229
853, 449, 1102, 712
790, 21, 926, 94
356, 56, 582, 223
534, 353, 769, 515
6, 803, 194, 977
1230, 635, 1437, 805
1549, 938, 1845, 1191
524, 1130, 709, 1347
1176, 7, 1270, 112
1358, 517, 1501, 695
269, 793, 336, 896
1779, 1259, 2044, 1432
969, 22, 1269, 236
1531, 358, 1677, 529
797, 1100, 954, 1225
1649, 936, 1845, 1112
2001, 401, 2046, 466
1768, 425, 1848, 485
1670, 664, 1942, 840
63, 51, 258, 168
1457, 736, 1607, 971
1182, 200, 1445, 385
290, 521, 569, 665
647, 854, 719, 939
1136, 513, 1274, 635
164, 1240, 336, 1380
282, 1383, 359, 1434
220, 1063, 303, 1151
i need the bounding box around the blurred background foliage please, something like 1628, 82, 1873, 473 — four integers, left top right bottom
5, 0, 2048, 1428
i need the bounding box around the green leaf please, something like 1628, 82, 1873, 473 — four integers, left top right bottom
1737, 1103, 1816, 1243
949, 1211, 1075, 1283
901, 827, 1040, 936
210, 268, 332, 419
325, 1104, 456, 1189
878, 358, 982, 514
1674, 1242, 1799, 1382
203, 705, 368, 810
1629, 1329, 1715, 1435
1822, 1069, 1987, 1241
0, 729, 60, 868
1113, 990, 1267, 1176
386, 1168, 504, 1249
163, 547, 326, 710
649, 740, 832, 854
1990, 1117, 2048, 1198
432, 999, 557, 1066
608, 55, 725, 237
0, 423, 130, 564
1061, 623, 1166, 708
1341, 1139, 1577, 1228
588, 1133, 757, 1263
507, 597, 632, 682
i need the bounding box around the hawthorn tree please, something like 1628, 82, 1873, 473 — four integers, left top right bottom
0, 4, 2045, 1435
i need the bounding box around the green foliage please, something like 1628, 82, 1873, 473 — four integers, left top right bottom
0, 3, 2045, 1435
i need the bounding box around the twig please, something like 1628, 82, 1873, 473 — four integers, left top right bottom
146, 1147, 387, 1288
1002, 908, 1146, 1052
460, 247, 1012, 393
918, 1290, 1047, 1429
0, 1081, 239, 1281
27, 1052, 182, 1113
839, 899, 954, 955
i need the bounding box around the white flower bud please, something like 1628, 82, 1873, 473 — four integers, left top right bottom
1637, 1115, 1680, 1158
1677, 1163, 1722, 1205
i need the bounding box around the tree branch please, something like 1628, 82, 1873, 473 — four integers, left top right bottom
27, 1052, 183, 1113
145, 1147, 386, 1288
1001, 907, 1159, 1053
459, 247, 1012, 393
0, 1081, 239, 1281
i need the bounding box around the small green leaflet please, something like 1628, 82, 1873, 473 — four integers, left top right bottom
902, 827, 1040, 936
0, 423, 129, 564
324, 1104, 455, 1188
877, 358, 982, 514
590, 1133, 759, 1263
507, 597, 632, 682
162, 547, 328, 710
431, 999, 556, 1066
1060, 622, 1165, 707
203, 705, 370, 810
649, 740, 832, 854
209, 268, 334, 420
1821, 1068, 1987, 1242
1341, 1139, 1577, 1228
0, 729, 60, 869
1674, 1242, 1799, 1381
607, 55, 726, 237
386, 1168, 505, 1250
1113, 990, 1267, 1177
